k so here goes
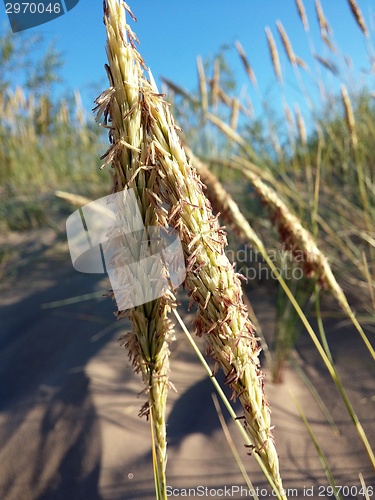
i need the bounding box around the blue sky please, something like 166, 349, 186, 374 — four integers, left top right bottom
1, 0, 374, 120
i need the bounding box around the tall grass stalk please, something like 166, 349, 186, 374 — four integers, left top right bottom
96, 2, 176, 495
203, 122, 375, 360
265, 27, 282, 83
289, 353, 339, 435
359, 473, 372, 500
291, 394, 343, 500
347, 0, 369, 36
173, 309, 283, 500
183, 151, 375, 469
211, 393, 257, 497
295, 0, 309, 32
235, 41, 258, 89
98, 0, 286, 495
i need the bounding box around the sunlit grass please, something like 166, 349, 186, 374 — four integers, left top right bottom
1, 0, 374, 497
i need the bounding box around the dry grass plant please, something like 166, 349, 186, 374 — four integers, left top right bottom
162, 0, 375, 480
96, 0, 287, 496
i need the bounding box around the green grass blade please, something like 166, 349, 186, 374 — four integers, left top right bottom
291, 393, 343, 500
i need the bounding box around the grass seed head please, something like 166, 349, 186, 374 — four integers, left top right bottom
295, 0, 309, 31
315, 0, 332, 37
347, 0, 369, 36
235, 41, 258, 88
98, 1, 286, 494
240, 168, 346, 300
98, 0, 177, 492
313, 54, 339, 76
276, 21, 296, 66
294, 104, 307, 144
265, 27, 282, 83
197, 55, 208, 113
341, 84, 358, 148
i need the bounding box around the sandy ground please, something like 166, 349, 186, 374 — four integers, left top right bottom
0, 228, 374, 500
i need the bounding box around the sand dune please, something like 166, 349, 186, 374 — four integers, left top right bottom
0, 233, 374, 499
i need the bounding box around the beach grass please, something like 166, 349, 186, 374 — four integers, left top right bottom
1, 0, 374, 496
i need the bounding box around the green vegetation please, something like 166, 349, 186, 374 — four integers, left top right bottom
161, 0, 374, 492
165, 5, 375, 375
0, 29, 109, 232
